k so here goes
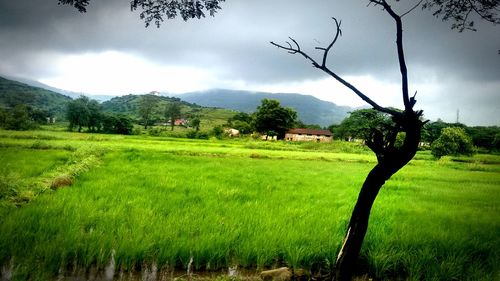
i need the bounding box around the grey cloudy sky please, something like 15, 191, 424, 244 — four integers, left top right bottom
0, 0, 499, 125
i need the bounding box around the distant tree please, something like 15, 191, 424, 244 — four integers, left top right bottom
422, 120, 466, 144
67, 96, 90, 132
28, 108, 50, 124
465, 126, 500, 152
494, 132, 500, 149
294, 120, 323, 130
0, 108, 7, 127
335, 109, 396, 143
113, 115, 134, 135
87, 99, 102, 132
138, 94, 157, 129
229, 112, 253, 124
228, 112, 254, 134
431, 127, 475, 158
101, 114, 134, 135
4, 105, 33, 130
231, 120, 253, 135
165, 102, 182, 131
211, 125, 224, 139
253, 99, 297, 140
190, 117, 201, 132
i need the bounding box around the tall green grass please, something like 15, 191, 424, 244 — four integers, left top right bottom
0, 129, 499, 280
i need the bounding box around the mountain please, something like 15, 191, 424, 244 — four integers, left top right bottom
1, 75, 113, 102
177, 89, 352, 126
0, 76, 72, 118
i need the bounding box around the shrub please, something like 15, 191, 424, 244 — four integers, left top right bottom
431, 127, 475, 158
186, 130, 197, 139
211, 126, 224, 139
148, 127, 162, 136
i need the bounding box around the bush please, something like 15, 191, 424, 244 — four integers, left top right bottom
148, 127, 162, 136
187, 130, 209, 139
101, 114, 133, 135
431, 127, 475, 158
211, 126, 224, 139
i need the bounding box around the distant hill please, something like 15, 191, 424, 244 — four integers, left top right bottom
1, 76, 113, 102
0, 76, 72, 118
177, 89, 352, 126
101, 94, 193, 116
101, 94, 236, 127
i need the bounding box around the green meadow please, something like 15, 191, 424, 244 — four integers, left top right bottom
0, 129, 499, 280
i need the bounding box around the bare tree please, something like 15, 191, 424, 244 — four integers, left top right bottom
271, 1, 426, 280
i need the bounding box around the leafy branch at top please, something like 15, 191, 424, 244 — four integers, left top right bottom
58, 0, 225, 27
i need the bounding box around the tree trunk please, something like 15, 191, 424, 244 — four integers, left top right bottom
334, 112, 422, 281
334, 164, 393, 281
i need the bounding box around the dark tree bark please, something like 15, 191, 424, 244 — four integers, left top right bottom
271, 1, 426, 280
334, 110, 423, 280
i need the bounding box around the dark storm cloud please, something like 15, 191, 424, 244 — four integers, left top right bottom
1, 0, 498, 81
0, 0, 499, 124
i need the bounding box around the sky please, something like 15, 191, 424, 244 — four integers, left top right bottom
0, 0, 499, 126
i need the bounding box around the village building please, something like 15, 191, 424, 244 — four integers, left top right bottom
285, 128, 333, 142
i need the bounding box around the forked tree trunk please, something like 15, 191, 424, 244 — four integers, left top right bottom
334, 113, 422, 281
270, 2, 425, 279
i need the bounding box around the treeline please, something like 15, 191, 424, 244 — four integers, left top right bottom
329, 109, 500, 154
0, 105, 51, 130
421, 120, 500, 152
67, 96, 134, 134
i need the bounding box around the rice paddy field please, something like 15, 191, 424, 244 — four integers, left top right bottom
0, 129, 499, 280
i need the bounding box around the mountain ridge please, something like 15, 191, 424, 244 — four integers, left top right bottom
176, 89, 352, 126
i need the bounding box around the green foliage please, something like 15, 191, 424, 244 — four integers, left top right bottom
138, 94, 158, 129
294, 120, 322, 130
186, 130, 209, 140
66, 96, 91, 132
190, 117, 201, 131
211, 125, 224, 139
227, 112, 253, 134
335, 109, 394, 141
2, 105, 34, 130
253, 99, 297, 139
67, 96, 133, 135
465, 126, 500, 152
165, 102, 182, 131
422, 0, 500, 32
101, 114, 134, 135
101, 94, 234, 131
431, 127, 475, 158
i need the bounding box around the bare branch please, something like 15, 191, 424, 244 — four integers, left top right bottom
374, 0, 412, 111
321, 18, 342, 67
401, 0, 425, 18
270, 18, 402, 117
270, 40, 319, 67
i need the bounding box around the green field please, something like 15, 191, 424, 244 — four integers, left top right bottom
0, 129, 499, 280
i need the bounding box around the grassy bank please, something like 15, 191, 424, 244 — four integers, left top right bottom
0, 129, 499, 280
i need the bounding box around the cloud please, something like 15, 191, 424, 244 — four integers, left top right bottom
0, 0, 499, 125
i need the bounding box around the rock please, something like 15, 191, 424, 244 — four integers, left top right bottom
260, 267, 292, 281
